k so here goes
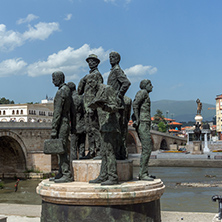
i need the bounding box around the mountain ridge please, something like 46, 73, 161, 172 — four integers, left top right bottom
151, 100, 215, 122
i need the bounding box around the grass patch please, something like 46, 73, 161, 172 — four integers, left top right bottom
0, 181, 4, 189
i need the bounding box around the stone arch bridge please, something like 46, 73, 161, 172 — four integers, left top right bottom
0, 123, 186, 176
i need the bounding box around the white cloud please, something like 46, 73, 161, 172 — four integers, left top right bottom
0, 25, 23, 51
27, 44, 110, 79
124, 64, 157, 83
103, 64, 157, 83
0, 58, 27, 77
17, 14, 39, 25
64, 14, 72, 21
0, 22, 59, 51
0, 24, 6, 32
23, 22, 60, 41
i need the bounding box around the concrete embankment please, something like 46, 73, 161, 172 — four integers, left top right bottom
129, 151, 222, 168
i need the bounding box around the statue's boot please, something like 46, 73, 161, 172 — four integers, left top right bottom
54, 175, 72, 183
101, 179, 118, 186
138, 175, 154, 181
79, 151, 95, 160
149, 174, 156, 179
89, 176, 107, 184
93, 152, 102, 160
49, 172, 62, 181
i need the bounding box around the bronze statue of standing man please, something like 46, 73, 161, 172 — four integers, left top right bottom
51, 71, 72, 183
89, 84, 120, 185
133, 79, 154, 181
78, 54, 103, 159
107, 52, 131, 160
68, 82, 86, 160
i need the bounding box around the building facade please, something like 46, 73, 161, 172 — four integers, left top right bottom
0, 103, 53, 123
216, 94, 222, 140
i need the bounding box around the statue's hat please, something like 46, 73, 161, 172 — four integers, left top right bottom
86, 54, 100, 64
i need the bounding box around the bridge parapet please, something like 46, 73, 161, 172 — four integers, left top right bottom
0, 122, 52, 129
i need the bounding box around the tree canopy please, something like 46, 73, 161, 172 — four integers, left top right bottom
0, 97, 14, 104
152, 109, 167, 124
152, 109, 167, 133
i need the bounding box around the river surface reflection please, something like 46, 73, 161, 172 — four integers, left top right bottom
0, 167, 221, 212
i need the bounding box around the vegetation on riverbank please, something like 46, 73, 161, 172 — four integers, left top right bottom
0, 181, 4, 189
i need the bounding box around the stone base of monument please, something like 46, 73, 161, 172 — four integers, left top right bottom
192, 141, 203, 154
0, 216, 7, 222
72, 159, 133, 182
37, 179, 165, 222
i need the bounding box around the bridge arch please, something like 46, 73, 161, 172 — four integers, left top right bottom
160, 139, 168, 150
0, 131, 28, 174
127, 130, 141, 153
127, 130, 155, 154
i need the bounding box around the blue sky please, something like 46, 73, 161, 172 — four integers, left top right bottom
0, 0, 221, 105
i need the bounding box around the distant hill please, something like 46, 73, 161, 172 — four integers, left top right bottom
151, 100, 215, 122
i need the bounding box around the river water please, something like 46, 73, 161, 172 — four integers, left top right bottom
0, 167, 221, 213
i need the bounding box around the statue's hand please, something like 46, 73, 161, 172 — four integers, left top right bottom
133, 120, 140, 128
102, 104, 117, 113
51, 129, 57, 139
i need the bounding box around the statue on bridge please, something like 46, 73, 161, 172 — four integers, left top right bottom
194, 122, 201, 141
196, 98, 202, 115
132, 79, 154, 181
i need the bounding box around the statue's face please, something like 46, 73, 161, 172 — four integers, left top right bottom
52, 74, 62, 87
88, 58, 98, 70
109, 53, 119, 66
146, 82, 153, 93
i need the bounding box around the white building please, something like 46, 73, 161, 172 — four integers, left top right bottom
216, 94, 222, 140
0, 103, 53, 123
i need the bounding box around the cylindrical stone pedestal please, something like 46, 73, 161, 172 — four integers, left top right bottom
37, 179, 165, 222
72, 159, 133, 182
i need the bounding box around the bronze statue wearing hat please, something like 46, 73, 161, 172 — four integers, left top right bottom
78, 54, 103, 159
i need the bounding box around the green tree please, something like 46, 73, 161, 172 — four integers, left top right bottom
152, 109, 168, 132
153, 109, 167, 125
158, 121, 167, 132
0, 97, 14, 104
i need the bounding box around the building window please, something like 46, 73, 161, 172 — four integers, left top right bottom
21, 110, 23, 115
3, 111, 5, 115
16, 110, 19, 115
12, 110, 15, 115
0, 111, 1, 115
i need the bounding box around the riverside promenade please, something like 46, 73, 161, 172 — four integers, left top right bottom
0, 151, 221, 221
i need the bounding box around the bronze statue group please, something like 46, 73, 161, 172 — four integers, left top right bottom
49, 52, 154, 185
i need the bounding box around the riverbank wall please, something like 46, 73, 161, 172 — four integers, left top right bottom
129, 151, 222, 168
